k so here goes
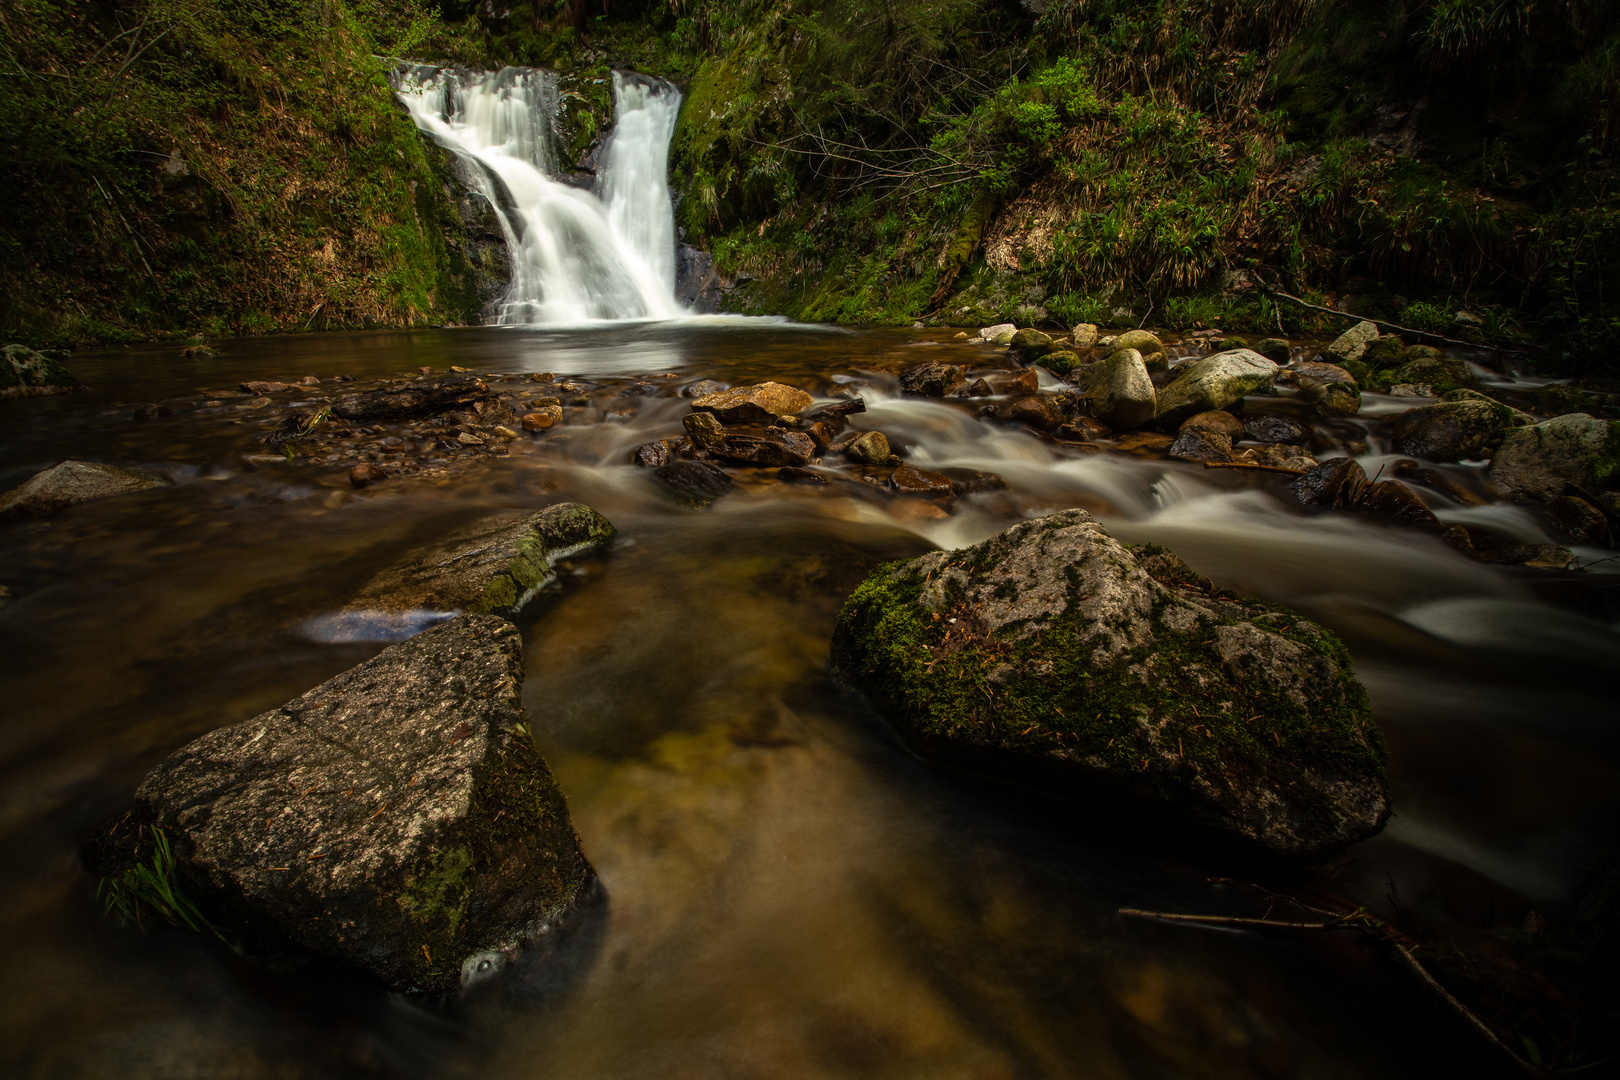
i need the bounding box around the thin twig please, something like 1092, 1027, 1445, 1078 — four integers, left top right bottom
1119, 905, 1546, 1076
1268, 289, 1519, 354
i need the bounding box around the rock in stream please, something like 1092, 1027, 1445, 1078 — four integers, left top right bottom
829, 510, 1388, 860
91, 614, 596, 995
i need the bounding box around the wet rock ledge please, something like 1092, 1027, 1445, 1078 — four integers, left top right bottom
830, 510, 1387, 861
92, 614, 595, 995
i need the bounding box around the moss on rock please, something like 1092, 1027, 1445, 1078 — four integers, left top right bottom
829, 511, 1387, 860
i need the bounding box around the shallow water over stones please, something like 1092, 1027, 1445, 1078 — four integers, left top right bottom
1, 324, 1616, 1078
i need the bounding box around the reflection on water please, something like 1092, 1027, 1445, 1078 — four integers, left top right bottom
0, 326, 1611, 1079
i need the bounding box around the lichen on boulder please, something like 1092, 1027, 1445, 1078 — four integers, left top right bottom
90, 614, 596, 994
829, 510, 1387, 860
1, 344, 86, 400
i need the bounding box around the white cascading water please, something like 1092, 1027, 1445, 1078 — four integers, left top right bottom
393, 65, 683, 325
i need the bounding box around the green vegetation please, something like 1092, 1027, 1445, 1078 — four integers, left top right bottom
4, 0, 1619, 369
97, 826, 226, 939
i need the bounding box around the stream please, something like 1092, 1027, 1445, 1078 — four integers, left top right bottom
2, 323, 1617, 1079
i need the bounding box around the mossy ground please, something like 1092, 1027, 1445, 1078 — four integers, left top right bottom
829, 543, 1383, 827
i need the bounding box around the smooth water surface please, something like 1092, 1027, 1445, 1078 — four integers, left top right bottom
1, 326, 1615, 1079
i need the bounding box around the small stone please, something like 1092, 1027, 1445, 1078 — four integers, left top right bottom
777, 466, 828, 484
1242, 414, 1311, 445
979, 323, 1016, 345
1389, 383, 1433, 398
301, 375, 320, 385
1041, 350, 1081, 375
1321, 321, 1379, 365
963, 378, 993, 397
988, 369, 1040, 396
1008, 328, 1054, 364
632, 440, 672, 468
683, 411, 725, 448
681, 379, 728, 399
522, 406, 562, 432
899, 361, 966, 397
491, 426, 518, 441
844, 430, 892, 464
937, 467, 1008, 494
349, 462, 388, 488
888, 464, 956, 497
1109, 329, 1164, 358
1292, 458, 1368, 510
996, 395, 1065, 431
132, 403, 174, 421
239, 381, 294, 394
1286, 361, 1362, 417
1179, 410, 1244, 439
457, 432, 486, 446
1070, 323, 1100, 349
1169, 428, 1233, 462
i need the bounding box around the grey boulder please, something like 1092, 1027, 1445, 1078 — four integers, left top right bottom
1076, 348, 1156, 429
97, 614, 595, 994
1321, 321, 1379, 365
0, 460, 171, 521
1154, 350, 1279, 425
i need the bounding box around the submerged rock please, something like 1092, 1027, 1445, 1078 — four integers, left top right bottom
331, 376, 489, 421
829, 511, 1387, 860
899, 361, 966, 398
0, 460, 171, 520
654, 460, 737, 507
1490, 413, 1620, 501
0, 344, 86, 400
888, 464, 955, 497
937, 467, 1008, 494
1154, 350, 1278, 425
94, 615, 595, 995
690, 382, 813, 425
1076, 348, 1155, 429
345, 503, 615, 619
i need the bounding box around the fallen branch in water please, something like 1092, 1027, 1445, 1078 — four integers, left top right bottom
1119, 905, 1547, 1076
1200, 461, 1309, 475
1267, 290, 1519, 354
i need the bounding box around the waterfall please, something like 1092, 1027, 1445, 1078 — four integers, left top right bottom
392, 64, 684, 325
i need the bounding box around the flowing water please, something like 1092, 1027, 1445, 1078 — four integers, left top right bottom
1, 324, 1617, 1079
392, 66, 684, 324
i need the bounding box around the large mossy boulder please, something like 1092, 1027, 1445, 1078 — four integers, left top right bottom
345, 503, 615, 619
1108, 329, 1164, 359
1, 344, 87, 400
0, 459, 171, 521
1386, 355, 1477, 395
93, 614, 595, 994
829, 511, 1388, 860
1154, 349, 1278, 425
1490, 414, 1620, 502
1076, 348, 1155, 429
